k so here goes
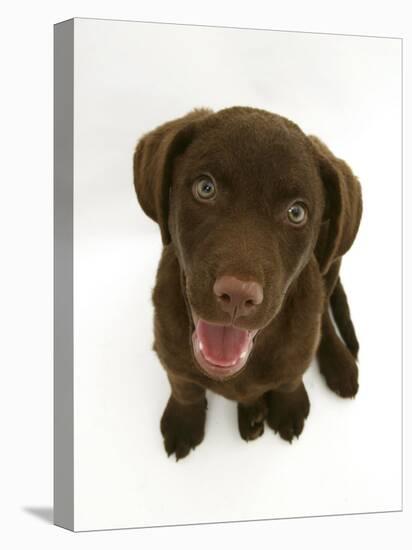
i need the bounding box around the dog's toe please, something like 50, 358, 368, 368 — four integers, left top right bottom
160, 396, 207, 460
275, 415, 305, 442
246, 420, 265, 441
267, 383, 310, 443
322, 361, 359, 398
238, 400, 267, 442
174, 441, 192, 461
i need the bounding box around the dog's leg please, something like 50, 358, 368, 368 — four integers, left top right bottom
160, 374, 207, 460
330, 277, 359, 359
322, 260, 359, 359
237, 396, 268, 442
317, 308, 359, 398
266, 381, 310, 442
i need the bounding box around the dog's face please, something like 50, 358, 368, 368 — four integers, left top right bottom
134, 107, 360, 380
169, 113, 324, 379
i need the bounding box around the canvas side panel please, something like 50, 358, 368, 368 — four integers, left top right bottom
53, 19, 74, 532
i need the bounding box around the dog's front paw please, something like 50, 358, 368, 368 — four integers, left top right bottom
266, 383, 310, 443
160, 396, 207, 460
238, 399, 268, 441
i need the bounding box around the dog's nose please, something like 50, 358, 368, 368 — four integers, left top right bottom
213, 276, 263, 318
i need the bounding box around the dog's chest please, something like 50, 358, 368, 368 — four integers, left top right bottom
153, 246, 323, 402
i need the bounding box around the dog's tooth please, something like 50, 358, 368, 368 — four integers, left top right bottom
240, 351, 247, 359
199, 341, 203, 351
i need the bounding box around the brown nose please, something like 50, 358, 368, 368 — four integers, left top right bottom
213, 275, 263, 319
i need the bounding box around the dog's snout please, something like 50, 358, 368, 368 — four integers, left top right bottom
213, 275, 263, 318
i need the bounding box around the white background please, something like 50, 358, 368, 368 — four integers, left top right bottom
0, 0, 410, 548
72, 18, 402, 531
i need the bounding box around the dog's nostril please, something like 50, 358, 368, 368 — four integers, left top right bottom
213, 275, 264, 317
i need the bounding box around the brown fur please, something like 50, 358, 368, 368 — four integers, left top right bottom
133, 106, 362, 459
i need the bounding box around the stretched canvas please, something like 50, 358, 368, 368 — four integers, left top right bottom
54, 18, 402, 531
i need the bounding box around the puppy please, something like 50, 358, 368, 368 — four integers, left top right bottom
133, 107, 362, 459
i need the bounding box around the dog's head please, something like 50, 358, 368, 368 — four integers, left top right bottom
134, 107, 362, 380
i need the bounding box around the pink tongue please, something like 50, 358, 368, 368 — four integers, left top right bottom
197, 320, 250, 367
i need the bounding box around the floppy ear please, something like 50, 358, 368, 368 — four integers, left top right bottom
310, 136, 363, 275
133, 108, 212, 244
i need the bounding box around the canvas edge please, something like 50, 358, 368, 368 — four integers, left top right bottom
53, 18, 75, 532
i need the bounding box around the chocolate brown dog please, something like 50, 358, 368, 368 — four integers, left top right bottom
133, 107, 362, 460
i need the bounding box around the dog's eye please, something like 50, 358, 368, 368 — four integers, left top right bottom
193, 176, 217, 201
287, 202, 307, 225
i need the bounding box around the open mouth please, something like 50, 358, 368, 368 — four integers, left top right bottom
191, 318, 259, 380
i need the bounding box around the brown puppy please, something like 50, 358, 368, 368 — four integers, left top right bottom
133, 107, 362, 460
